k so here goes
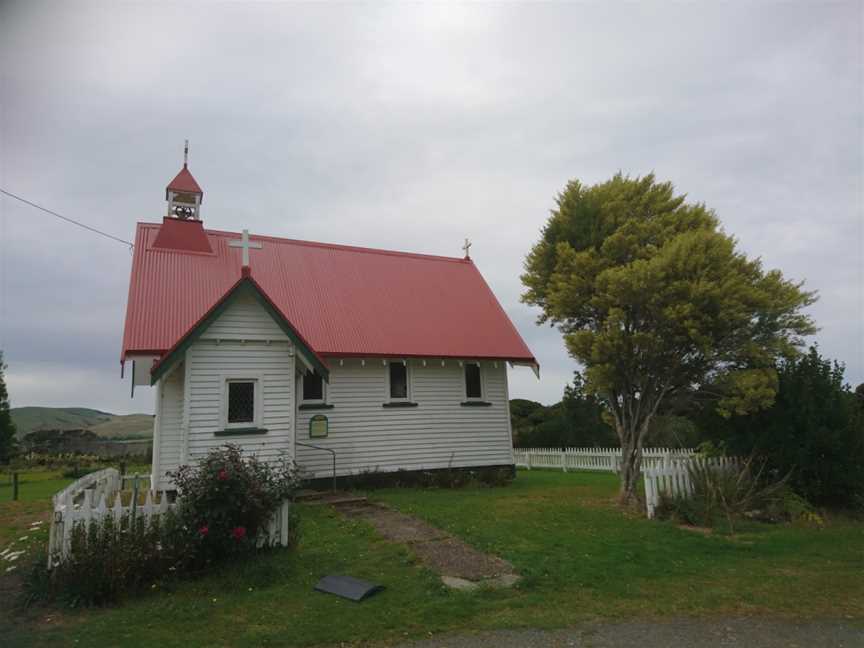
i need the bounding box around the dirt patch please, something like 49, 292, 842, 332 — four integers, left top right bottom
410, 537, 514, 580
341, 505, 451, 544
336, 502, 519, 585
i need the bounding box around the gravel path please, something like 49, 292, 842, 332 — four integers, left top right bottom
338, 501, 518, 585
396, 618, 864, 648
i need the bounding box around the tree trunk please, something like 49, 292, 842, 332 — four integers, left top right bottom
611, 391, 665, 506
617, 433, 643, 505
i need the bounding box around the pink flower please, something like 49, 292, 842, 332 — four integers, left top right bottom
231, 526, 246, 540
198, 525, 209, 536
218, 469, 228, 481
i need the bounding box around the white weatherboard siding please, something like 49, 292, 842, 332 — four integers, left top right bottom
151, 292, 515, 485
199, 293, 287, 341
296, 361, 513, 478
185, 340, 295, 463
154, 364, 185, 489
153, 294, 296, 489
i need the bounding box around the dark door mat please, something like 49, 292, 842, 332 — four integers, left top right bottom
314, 575, 385, 601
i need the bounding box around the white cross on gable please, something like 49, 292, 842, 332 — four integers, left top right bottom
462, 238, 472, 259
228, 229, 263, 267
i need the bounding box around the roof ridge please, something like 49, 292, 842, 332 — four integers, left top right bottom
137, 221, 470, 264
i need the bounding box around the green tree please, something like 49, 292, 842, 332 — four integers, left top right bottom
0, 352, 18, 464
510, 373, 616, 448
522, 174, 816, 504
698, 347, 864, 508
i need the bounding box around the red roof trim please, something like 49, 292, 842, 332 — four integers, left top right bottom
318, 351, 537, 363
135, 222, 469, 264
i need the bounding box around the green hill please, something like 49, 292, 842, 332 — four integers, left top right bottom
10, 407, 153, 440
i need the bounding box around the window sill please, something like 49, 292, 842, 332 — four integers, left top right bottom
460, 401, 492, 407
215, 427, 269, 436
299, 403, 334, 411
382, 401, 419, 408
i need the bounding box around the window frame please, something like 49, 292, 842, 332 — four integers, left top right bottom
385, 360, 411, 403
463, 362, 485, 401
220, 373, 263, 430
301, 370, 327, 405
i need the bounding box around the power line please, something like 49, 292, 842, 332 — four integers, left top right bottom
0, 188, 134, 248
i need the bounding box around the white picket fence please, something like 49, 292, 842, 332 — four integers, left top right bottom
513, 447, 697, 473
48, 468, 291, 566
643, 456, 741, 519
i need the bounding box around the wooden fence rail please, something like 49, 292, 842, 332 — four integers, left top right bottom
48, 469, 291, 566
513, 447, 697, 473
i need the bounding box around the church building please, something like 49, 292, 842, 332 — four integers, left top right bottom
121, 149, 538, 490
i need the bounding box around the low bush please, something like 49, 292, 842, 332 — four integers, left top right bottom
337, 465, 514, 490
27, 510, 190, 607
171, 444, 301, 569
27, 445, 301, 606
656, 458, 788, 532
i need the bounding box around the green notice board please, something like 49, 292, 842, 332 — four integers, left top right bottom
309, 414, 329, 439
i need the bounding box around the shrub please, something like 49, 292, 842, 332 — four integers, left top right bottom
698, 347, 864, 509
27, 445, 300, 607
27, 510, 190, 607
760, 488, 824, 527
170, 445, 301, 569
657, 458, 788, 532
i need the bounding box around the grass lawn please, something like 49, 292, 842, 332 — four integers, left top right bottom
4, 470, 863, 647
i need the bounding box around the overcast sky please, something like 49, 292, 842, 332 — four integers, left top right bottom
0, 1, 861, 416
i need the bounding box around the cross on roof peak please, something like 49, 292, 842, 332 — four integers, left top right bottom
462, 238, 472, 259
228, 229, 263, 267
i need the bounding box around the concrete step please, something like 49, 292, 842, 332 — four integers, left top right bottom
296, 490, 368, 507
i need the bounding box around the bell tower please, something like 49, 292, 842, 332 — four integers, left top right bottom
165, 140, 203, 220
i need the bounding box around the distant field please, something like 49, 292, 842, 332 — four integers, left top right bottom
11, 407, 153, 440
87, 414, 154, 439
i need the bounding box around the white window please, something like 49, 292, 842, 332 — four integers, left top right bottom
302, 370, 326, 404
222, 376, 262, 429
464, 362, 484, 400
387, 361, 410, 401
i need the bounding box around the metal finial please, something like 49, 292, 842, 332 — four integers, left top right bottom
183, 139, 189, 167
462, 238, 472, 259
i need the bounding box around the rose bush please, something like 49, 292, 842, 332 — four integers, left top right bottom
170, 444, 301, 568
27, 445, 301, 607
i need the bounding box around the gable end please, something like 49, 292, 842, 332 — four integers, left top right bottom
150, 277, 329, 385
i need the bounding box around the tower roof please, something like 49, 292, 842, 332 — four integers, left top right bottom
166, 165, 203, 197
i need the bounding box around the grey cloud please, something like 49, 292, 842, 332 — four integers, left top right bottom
1, 1, 860, 415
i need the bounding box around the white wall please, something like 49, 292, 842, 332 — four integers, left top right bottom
153, 293, 515, 487
295, 360, 514, 478
153, 363, 185, 489
185, 339, 295, 463
153, 293, 296, 489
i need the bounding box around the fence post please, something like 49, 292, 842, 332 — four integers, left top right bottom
561, 449, 567, 473
12, 472, 18, 501
131, 474, 140, 525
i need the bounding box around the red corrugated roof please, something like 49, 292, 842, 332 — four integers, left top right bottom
121, 222, 537, 365
166, 165, 202, 195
